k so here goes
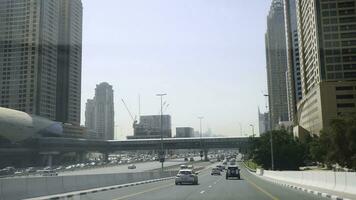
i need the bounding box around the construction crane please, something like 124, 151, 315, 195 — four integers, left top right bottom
121, 98, 137, 123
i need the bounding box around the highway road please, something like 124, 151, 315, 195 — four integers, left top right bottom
59, 158, 200, 176
79, 163, 328, 200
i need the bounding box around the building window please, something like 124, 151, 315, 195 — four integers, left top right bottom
344, 72, 356, 78
336, 94, 354, 99
337, 103, 355, 108
336, 86, 353, 91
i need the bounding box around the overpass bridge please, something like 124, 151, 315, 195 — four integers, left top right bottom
34, 136, 250, 152
1, 136, 250, 167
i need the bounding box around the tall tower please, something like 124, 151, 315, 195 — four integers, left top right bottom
85, 99, 95, 131
295, 0, 356, 136
0, 0, 82, 125
265, 0, 289, 129
94, 82, 115, 140
56, 0, 83, 125
284, 0, 302, 124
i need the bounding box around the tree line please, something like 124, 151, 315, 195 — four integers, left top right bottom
247, 114, 356, 170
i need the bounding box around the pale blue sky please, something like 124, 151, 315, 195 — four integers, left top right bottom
81, 0, 271, 140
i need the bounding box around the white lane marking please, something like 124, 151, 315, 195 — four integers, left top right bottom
208, 185, 212, 188
200, 190, 205, 194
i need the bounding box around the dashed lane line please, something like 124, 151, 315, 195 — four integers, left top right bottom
243, 175, 279, 200
112, 183, 174, 200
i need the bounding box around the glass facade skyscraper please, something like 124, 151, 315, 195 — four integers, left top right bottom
0, 0, 82, 125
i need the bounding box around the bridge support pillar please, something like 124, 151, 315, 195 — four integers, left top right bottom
204, 149, 209, 161
76, 152, 87, 163
102, 152, 109, 162
47, 154, 53, 167
39, 151, 60, 167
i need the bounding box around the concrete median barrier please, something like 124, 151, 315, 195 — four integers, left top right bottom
62, 175, 77, 193
46, 177, 63, 196
261, 170, 356, 195
1, 176, 28, 200
345, 172, 356, 194
0, 170, 178, 200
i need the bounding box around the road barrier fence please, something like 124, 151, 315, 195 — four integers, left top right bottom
259, 169, 356, 195
0, 170, 178, 200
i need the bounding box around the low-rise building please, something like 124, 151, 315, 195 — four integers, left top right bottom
176, 127, 194, 138
127, 115, 172, 139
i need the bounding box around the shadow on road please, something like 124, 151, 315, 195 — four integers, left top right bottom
225, 178, 244, 181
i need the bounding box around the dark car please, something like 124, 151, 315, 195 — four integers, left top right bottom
211, 168, 221, 175
216, 165, 224, 171
226, 166, 240, 179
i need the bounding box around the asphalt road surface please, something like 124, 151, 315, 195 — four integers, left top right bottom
59, 159, 190, 176
79, 163, 328, 200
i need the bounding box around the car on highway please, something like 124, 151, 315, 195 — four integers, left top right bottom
0, 166, 15, 175
25, 167, 36, 173
211, 168, 221, 175
189, 157, 194, 162
184, 157, 188, 161
180, 164, 188, 169
128, 164, 136, 169
175, 169, 198, 185
226, 165, 240, 180
216, 164, 225, 171
41, 170, 58, 176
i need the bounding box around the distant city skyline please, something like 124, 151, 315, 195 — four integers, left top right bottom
81, 0, 271, 140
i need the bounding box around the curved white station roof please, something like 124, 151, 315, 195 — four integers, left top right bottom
0, 107, 63, 142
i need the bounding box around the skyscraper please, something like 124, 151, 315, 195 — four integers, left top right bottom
284, 0, 302, 124
0, 0, 82, 125
85, 99, 95, 131
258, 108, 270, 135
295, 0, 356, 136
85, 82, 115, 140
56, 0, 83, 125
265, 0, 289, 129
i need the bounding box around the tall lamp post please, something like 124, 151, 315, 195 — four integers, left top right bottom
239, 122, 243, 136
198, 116, 204, 160
156, 93, 167, 172
264, 94, 274, 170
249, 124, 255, 137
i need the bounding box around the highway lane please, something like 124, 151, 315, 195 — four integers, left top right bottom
6, 157, 202, 179
58, 157, 202, 176
59, 159, 185, 176
79, 163, 329, 200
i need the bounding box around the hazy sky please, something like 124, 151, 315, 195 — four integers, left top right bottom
81, 0, 271, 140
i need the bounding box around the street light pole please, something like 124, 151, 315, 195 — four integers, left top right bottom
198, 116, 204, 160
264, 94, 274, 170
249, 124, 255, 137
239, 122, 243, 136
156, 93, 167, 172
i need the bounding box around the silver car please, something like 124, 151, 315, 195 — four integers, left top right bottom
175, 169, 198, 185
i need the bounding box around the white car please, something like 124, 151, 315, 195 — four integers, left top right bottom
180, 165, 188, 169
41, 170, 58, 176
128, 164, 136, 169
175, 169, 198, 185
